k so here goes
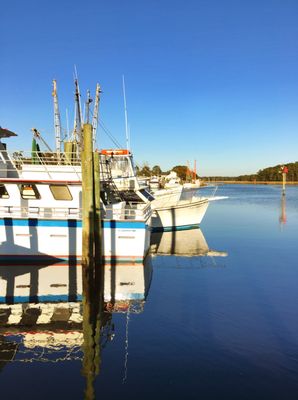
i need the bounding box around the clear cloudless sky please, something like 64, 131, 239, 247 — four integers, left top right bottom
1, 0, 298, 176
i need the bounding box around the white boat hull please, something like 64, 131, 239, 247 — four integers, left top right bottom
0, 218, 150, 264
150, 198, 209, 231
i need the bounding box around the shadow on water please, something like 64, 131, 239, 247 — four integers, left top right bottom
108, 220, 116, 305
170, 207, 176, 254
68, 219, 78, 301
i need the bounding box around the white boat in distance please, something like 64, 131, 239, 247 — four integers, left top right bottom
101, 149, 221, 231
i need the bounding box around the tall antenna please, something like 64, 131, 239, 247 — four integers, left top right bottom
52, 79, 62, 154
65, 108, 70, 139
122, 75, 129, 150
92, 83, 101, 147
194, 160, 197, 181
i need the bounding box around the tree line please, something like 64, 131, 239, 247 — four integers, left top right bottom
136, 163, 198, 181
205, 162, 298, 182
137, 161, 298, 182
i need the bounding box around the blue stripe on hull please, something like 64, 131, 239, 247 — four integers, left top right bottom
0, 218, 146, 229
151, 223, 200, 232
0, 294, 83, 304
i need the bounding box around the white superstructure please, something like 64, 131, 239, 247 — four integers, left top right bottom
0, 134, 151, 264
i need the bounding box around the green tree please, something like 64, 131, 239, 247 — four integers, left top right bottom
172, 165, 188, 181
152, 165, 162, 176
139, 163, 151, 177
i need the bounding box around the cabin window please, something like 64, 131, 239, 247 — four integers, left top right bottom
19, 184, 41, 199
50, 184, 72, 201
0, 184, 9, 199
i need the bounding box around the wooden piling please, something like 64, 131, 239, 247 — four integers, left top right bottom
81, 123, 103, 399
81, 123, 95, 267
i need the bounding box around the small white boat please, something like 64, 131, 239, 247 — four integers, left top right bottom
100, 149, 218, 231
150, 195, 209, 231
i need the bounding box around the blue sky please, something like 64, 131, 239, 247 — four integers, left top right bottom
1, 0, 298, 176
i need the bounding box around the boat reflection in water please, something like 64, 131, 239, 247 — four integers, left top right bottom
0, 257, 152, 397
150, 227, 227, 258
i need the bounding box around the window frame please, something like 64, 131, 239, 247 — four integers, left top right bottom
49, 184, 73, 201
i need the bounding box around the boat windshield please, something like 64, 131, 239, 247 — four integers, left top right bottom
109, 156, 132, 178
139, 189, 155, 202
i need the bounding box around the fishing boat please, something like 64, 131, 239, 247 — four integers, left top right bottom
99, 149, 219, 231
0, 130, 151, 264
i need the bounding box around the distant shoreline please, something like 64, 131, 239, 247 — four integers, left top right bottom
205, 181, 298, 186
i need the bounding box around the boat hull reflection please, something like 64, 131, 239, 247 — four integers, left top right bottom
150, 227, 227, 257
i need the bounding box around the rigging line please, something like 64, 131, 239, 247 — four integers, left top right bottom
99, 121, 123, 148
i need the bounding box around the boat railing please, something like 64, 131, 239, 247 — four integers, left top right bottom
0, 202, 151, 221
0, 149, 82, 179
11, 150, 82, 167
0, 150, 123, 183
152, 187, 214, 208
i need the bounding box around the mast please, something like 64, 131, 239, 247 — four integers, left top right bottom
52, 79, 62, 155
193, 160, 197, 182
122, 75, 129, 150
85, 89, 93, 124
74, 78, 83, 149
92, 83, 101, 147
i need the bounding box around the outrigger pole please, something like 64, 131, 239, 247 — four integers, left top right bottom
31, 128, 53, 152
92, 83, 101, 147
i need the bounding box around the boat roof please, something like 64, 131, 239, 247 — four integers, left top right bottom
0, 127, 17, 138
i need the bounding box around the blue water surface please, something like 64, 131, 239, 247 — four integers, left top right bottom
1, 185, 298, 399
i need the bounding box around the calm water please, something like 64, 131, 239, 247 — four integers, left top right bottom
1, 185, 298, 399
